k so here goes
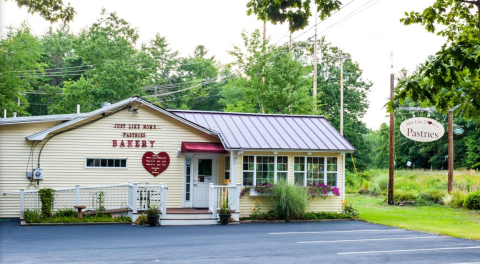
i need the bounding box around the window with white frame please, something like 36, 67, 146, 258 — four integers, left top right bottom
225, 156, 230, 180
86, 158, 127, 168
293, 156, 338, 186
242, 155, 289, 186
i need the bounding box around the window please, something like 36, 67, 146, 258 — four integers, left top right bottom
185, 157, 191, 201
293, 156, 338, 186
242, 156, 289, 186
225, 156, 230, 180
277, 156, 288, 182
86, 158, 127, 168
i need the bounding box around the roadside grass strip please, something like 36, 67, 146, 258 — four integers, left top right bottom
269, 229, 405, 235
298, 236, 442, 243
337, 246, 480, 255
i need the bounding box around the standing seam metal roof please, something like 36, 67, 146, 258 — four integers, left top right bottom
171, 110, 355, 151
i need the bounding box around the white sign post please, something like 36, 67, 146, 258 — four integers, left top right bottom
400, 117, 445, 142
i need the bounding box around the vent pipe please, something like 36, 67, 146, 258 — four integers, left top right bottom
77, 104, 80, 114
101, 102, 111, 108
13, 112, 17, 118
3, 109, 6, 118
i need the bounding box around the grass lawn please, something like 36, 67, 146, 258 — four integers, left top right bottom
351, 194, 480, 240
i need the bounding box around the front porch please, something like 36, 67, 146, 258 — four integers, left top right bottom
4, 182, 240, 226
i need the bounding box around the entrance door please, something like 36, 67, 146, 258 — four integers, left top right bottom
193, 155, 217, 208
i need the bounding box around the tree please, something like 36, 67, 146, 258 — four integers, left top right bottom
221, 30, 316, 115
393, 0, 480, 121
11, 0, 76, 23
0, 23, 44, 116
247, 0, 343, 32
49, 10, 155, 113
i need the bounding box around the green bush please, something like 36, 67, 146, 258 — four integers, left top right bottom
304, 212, 353, 220
272, 181, 308, 221
463, 191, 480, 210
451, 191, 466, 208
38, 188, 55, 217
35, 215, 131, 223
356, 172, 372, 181
394, 189, 418, 202
418, 189, 447, 203
374, 175, 389, 193
22, 209, 41, 223
55, 208, 76, 218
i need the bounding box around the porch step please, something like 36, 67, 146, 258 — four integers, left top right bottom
160, 218, 219, 226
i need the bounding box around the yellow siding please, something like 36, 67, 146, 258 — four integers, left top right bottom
238, 152, 344, 217
0, 107, 219, 217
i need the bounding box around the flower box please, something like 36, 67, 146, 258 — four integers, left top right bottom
249, 190, 274, 196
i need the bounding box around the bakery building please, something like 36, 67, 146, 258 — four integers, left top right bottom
0, 96, 354, 224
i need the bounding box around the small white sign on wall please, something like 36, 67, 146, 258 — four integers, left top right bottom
400, 117, 445, 142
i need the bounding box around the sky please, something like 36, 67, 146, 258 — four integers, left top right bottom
0, 0, 446, 130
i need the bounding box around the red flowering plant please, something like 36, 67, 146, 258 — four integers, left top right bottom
307, 183, 340, 200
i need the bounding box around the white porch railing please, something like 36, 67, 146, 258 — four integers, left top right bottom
208, 183, 240, 218
4, 182, 168, 218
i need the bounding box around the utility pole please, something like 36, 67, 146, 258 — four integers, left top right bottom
334, 54, 350, 136
448, 110, 453, 192
313, 13, 318, 112
388, 52, 395, 205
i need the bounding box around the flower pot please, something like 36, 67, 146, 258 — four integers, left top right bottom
147, 215, 159, 226
219, 214, 231, 225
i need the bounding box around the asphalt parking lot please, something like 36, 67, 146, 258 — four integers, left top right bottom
1, 219, 480, 264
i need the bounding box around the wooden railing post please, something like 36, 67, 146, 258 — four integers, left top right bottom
132, 183, 138, 213
212, 185, 218, 218
235, 184, 241, 212
161, 184, 167, 218
20, 188, 24, 218
75, 185, 80, 206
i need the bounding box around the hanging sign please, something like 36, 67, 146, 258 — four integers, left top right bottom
142, 152, 170, 177
453, 127, 464, 135
400, 117, 445, 142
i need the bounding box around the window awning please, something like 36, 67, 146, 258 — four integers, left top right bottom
181, 142, 227, 153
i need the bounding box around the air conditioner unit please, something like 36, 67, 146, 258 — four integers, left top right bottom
33, 168, 44, 180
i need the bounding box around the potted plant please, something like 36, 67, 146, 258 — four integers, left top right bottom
146, 204, 160, 227
218, 195, 232, 225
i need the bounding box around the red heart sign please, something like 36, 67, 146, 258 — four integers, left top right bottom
142, 152, 170, 177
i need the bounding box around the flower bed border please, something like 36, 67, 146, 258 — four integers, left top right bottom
20, 219, 131, 226
240, 219, 355, 224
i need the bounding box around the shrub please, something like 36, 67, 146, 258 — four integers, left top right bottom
374, 175, 389, 193
441, 194, 453, 206
450, 191, 466, 208
146, 204, 160, 216
463, 191, 480, 210
55, 208, 76, 218
418, 189, 447, 203
22, 209, 41, 223
272, 181, 308, 221
342, 199, 358, 217
38, 188, 55, 217
394, 189, 418, 202
134, 213, 148, 225
304, 212, 353, 220
356, 172, 372, 181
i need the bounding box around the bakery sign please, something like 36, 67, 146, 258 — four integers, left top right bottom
400, 117, 445, 142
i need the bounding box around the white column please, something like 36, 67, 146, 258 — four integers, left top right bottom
230, 151, 237, 186
75, 185, 80, 206
20, 188, 24, 218
161, 184, 167, 218
132, 183, 138, 213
